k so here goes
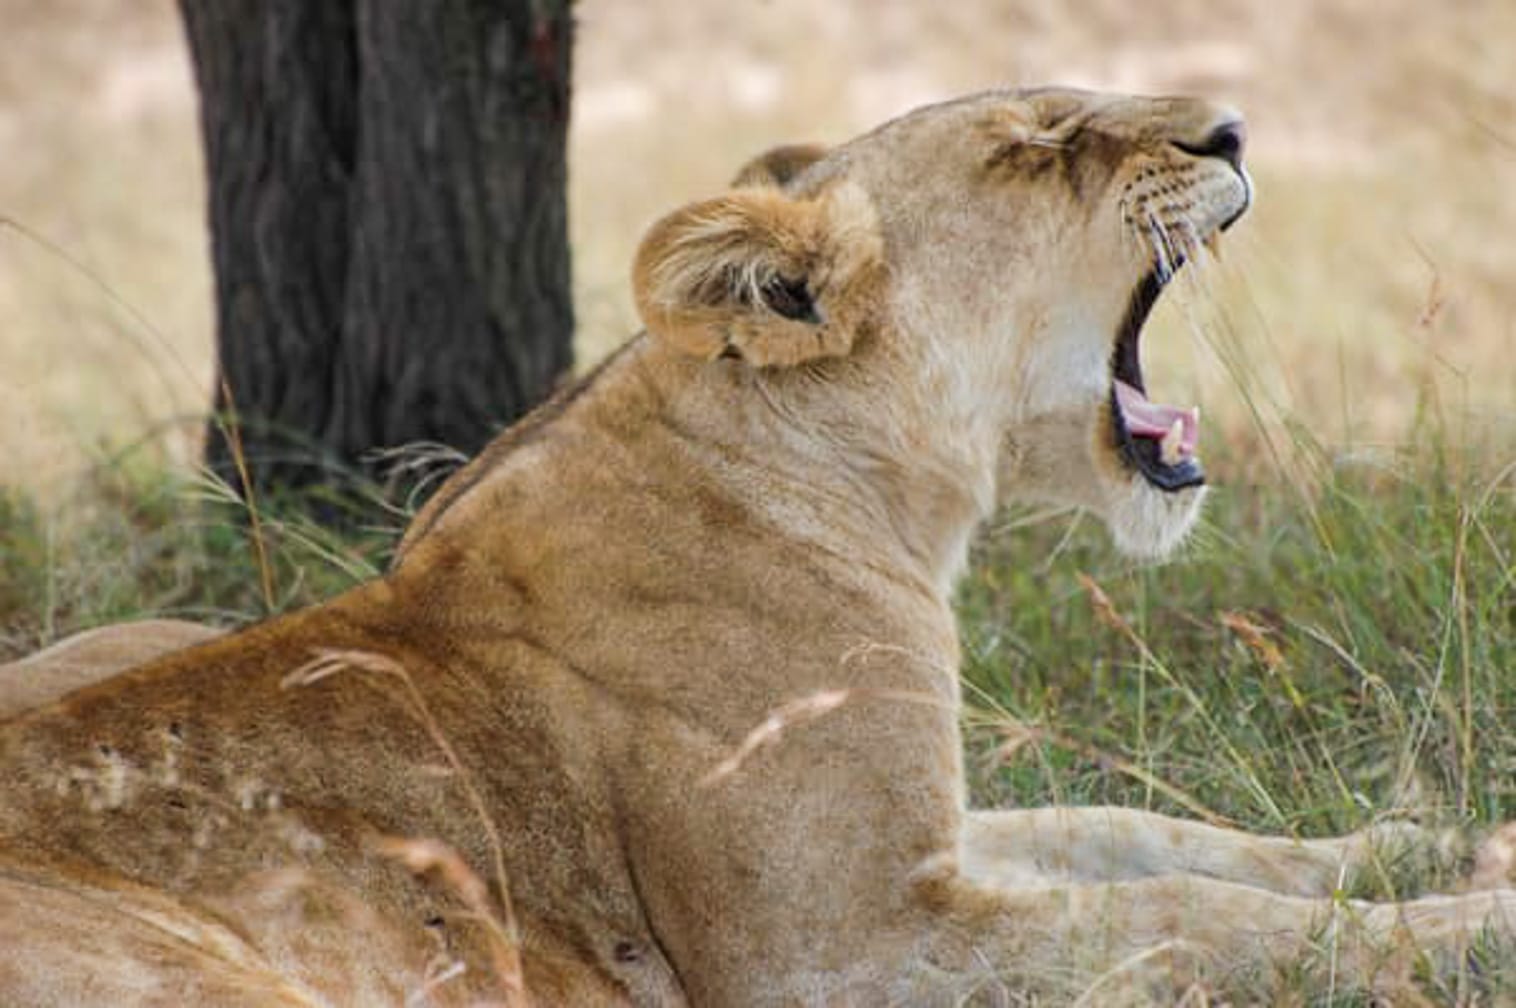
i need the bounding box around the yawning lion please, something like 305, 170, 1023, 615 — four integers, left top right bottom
3, 88, 1511, 1005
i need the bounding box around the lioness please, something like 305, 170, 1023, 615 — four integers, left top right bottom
3, 88, 1512, 1006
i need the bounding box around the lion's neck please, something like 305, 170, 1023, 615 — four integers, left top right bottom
399, 335, 995, 609
642, 343, 996, 599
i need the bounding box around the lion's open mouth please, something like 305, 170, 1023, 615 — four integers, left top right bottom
1109, 270, 1205, 492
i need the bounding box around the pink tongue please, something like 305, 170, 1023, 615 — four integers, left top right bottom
1114, 380, 1200, 457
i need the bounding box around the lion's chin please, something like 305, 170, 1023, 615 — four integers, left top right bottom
1101, 478, 1207, 560
996, 403, 1206, 560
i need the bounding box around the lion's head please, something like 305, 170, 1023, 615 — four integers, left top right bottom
634, 88, 1249, 570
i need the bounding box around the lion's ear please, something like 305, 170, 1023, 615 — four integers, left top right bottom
730, 143, 830, 189
632, 183, 881, 368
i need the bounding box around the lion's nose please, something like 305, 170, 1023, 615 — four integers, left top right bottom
1173, 119, 1246, 172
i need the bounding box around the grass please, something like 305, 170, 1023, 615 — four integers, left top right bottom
0, 461, 392, 656
960, 438, 1515, 846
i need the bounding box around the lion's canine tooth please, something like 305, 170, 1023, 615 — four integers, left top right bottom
1203, 232, 1222, 259
1160, 419, 1185, 466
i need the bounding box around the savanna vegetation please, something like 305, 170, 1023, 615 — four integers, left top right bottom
2, 1, 1512, 1001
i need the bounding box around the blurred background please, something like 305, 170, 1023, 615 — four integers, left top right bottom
2, 0, 1513, 501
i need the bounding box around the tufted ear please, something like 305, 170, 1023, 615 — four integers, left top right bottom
632, 182, 881, 368
729, 143, 830, 189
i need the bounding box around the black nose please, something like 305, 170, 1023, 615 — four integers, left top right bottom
1174, 120, 1246, 171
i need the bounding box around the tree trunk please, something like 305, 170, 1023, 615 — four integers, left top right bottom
179, 0, 573, 503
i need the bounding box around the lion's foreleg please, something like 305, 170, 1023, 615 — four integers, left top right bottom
961, 808, 1429, 897
907, 869, 1516, 1002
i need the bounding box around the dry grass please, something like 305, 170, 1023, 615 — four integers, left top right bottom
0, 0, 210, 496
2, 0, 1513, 504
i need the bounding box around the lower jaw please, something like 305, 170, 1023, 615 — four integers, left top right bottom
1108, 386, 1205, 492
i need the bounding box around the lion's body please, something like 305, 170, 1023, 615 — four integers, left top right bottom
0, 620, 220, 720
2, 342, 963, 1004
2, 88, 1512, 1005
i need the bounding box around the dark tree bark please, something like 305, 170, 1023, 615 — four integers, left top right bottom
179, 0, 573, 501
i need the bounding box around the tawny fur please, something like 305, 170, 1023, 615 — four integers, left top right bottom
3, 89, 1513, 1006
0, 620, 220, 719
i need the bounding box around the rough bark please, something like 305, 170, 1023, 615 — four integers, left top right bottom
179, 0, 573, 500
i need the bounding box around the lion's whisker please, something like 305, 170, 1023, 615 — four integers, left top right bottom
1145, 211, 1176, 282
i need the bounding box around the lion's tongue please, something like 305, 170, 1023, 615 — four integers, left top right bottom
1115, 379, 1200, 457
